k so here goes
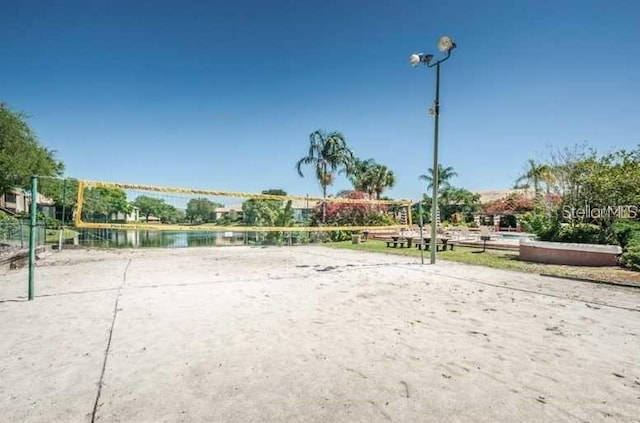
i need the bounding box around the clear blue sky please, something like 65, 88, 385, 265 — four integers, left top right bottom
2, 0, 639, 200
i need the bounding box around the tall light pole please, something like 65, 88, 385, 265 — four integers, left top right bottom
410, 35, 457, 264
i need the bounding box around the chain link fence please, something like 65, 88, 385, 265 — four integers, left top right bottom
0, 220, 46, 249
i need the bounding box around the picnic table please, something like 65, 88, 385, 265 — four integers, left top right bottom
384, 236, 415, 248
416, 237, 454, 251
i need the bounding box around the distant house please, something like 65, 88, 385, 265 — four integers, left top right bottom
0, 188, 55, 217
289, 199, 320, 223
213, 199, 321, 224
110, 206, 141, 223
145, 215, 161, 223
214, 204, 244, 221
138, 214, 161, 223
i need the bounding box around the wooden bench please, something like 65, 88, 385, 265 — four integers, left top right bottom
384, 238, 407, 248
416, 238, 454, 251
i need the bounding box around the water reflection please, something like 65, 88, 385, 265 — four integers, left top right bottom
78, 230, 248, 248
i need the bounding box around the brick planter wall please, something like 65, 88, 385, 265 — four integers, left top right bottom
519, 240, 622, 267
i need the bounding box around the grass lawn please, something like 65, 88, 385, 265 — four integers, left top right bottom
45, 228, 79, 243
328, 240, 640, 286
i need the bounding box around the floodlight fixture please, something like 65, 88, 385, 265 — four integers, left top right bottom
437, 35, 456, 53
409, 53, 434, 67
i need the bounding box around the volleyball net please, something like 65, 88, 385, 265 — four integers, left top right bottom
73, 180, 412, 234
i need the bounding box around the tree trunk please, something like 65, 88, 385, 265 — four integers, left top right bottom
321, 163, 327, 224
322, 184, 327, 224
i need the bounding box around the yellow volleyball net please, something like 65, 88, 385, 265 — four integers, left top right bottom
73, 180, 412, 235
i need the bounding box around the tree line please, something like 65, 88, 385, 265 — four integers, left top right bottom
8, 101, 637, 268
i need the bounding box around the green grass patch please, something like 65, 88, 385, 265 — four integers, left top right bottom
45, 228, 79, 243
328, 240, 640, 285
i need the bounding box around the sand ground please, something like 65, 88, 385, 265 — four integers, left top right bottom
1, 246, 639, 422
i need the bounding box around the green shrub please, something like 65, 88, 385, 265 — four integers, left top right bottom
556, 223, 608, 244
327, 230, 358, 242
0, 213, 18, 223
14, 211, 60, 228
288, 231, 310, 244
613, 220, 640, 248
610, 220, 640, 271
520, 211, 613, 244
518, 212, 560, 241
620, 237, 640, 271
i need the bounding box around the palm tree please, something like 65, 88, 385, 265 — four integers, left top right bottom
370, 164, 396, 199
348, 158, 397, 199
296, 130, 354, 199
514, 159, 553, 198
419, 164, 458, 193
349, 158, 377, 197
296, 130, 354, 223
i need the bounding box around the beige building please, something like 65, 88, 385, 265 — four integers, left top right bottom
214, 204, 244, 221
0, 188, 55, 217
110, 206, 141, 222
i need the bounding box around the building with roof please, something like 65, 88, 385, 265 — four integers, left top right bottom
0, 188, 55, 217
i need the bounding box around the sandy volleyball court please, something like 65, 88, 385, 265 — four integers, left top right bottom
1, 246, 639, 422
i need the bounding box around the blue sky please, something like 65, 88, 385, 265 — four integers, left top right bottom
2, 0, 639, 201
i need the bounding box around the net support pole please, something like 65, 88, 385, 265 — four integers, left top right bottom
429, 60, 441, 265
28, 175, 38, 301
418, 201, 424, 265
58, 178, 68, 252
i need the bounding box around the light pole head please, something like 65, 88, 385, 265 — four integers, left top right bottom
409, 53, 433, 67
437, 35, 456, 53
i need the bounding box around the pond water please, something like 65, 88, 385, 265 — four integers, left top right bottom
78, 230, 248, 248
